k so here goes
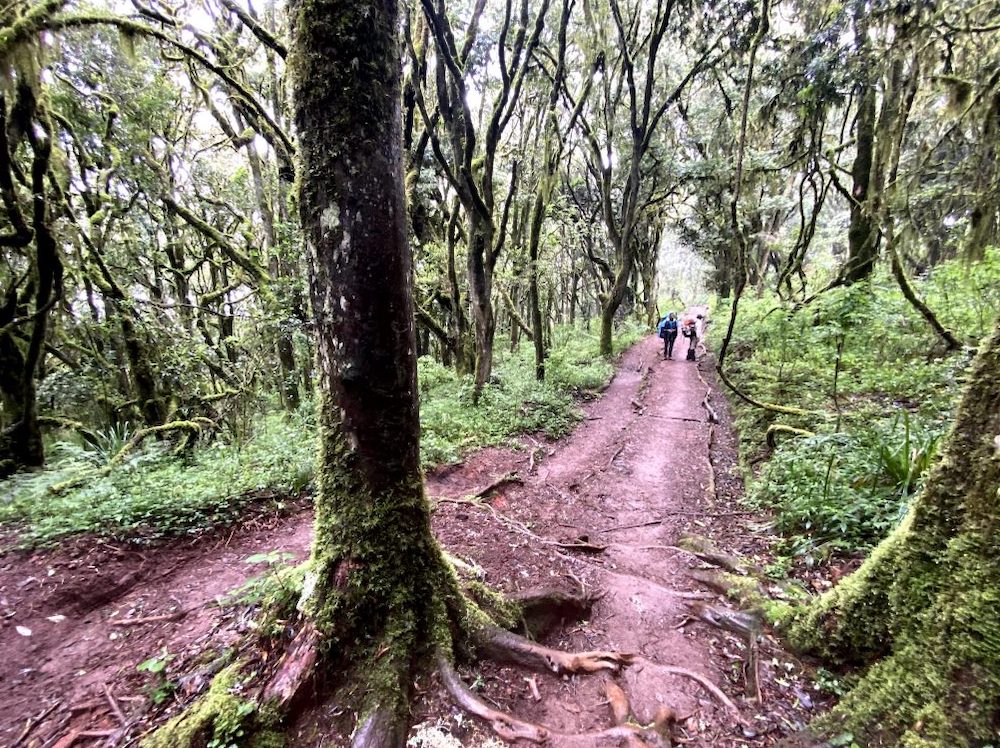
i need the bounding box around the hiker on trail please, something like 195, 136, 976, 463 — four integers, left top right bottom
681, 316, 698, 360
658, 312, 679, 359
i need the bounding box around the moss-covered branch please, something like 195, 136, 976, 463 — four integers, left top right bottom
49, 418, 213, 494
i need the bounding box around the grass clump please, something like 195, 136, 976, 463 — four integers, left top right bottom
0, 412, 315, 548
418, 322, 639, 465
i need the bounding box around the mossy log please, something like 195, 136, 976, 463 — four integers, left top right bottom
787, 317, 1000, 747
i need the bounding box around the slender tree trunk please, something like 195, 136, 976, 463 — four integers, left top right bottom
599, 242, 634, 356
843, 54, 879, 283
527, 192, 546, 380
247, 135, 301, 411
467, 215, 495, 396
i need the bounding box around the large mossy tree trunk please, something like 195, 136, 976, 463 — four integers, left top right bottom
287, 0, 460, 742
788, 317, 1000, 746
0, 87, 62, 476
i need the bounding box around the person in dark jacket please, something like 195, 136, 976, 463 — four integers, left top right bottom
658, 312, 679, 359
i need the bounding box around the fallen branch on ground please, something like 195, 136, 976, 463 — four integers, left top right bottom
109, 609, 189, 626
765, 423, 815, 448
49, 418, 216, 494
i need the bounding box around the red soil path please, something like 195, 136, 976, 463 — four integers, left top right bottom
1, 333, 824, 748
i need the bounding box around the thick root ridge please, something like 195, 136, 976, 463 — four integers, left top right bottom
438, 657, 668, 747
262, 621, 322, 707
478, 626, 634, 675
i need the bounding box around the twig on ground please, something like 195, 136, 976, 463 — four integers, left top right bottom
15, 700, 61, 746
598, 509, 753, 533
524, 675, 541, 701
109, 610, 187, 626
103, 683, 127, 725
606, 444, 626, 469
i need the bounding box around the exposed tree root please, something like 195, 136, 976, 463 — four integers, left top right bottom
261, 620, 321, 707
687, 603, 762, 702
439, 657, 668, 746
635, 658, 745, 724
478, 625, 634, 675
474, 471, 523, 498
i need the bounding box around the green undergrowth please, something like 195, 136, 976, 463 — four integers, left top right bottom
712, 249, 999, 565
418, 321, 643, 465
0, 412, 316, 548
1, 320, 642, 548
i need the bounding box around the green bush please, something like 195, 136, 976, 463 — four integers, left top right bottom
716, 250, 997, 561
751, 434, 899, 560
1, 319, 641, 546
0, 413, 315, 547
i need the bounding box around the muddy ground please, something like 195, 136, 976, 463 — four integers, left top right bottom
1, 334, 831, 747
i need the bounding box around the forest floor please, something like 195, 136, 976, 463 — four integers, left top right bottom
1, 332, 831, 748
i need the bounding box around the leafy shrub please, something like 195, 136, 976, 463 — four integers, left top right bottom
750, 434, 901, 559
0, 413, 314, 547
714, 251, 995, 559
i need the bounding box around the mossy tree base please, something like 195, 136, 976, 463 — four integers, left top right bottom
144, 561, 666, 748
784, 318, 1000, 747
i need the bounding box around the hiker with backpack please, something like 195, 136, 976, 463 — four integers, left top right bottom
658, 312, 679, 359
681, 316, 698, 360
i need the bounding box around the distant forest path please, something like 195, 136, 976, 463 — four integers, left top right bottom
2, 330, 821, 747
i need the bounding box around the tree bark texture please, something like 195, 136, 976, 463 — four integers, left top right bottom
288, 0, 455, 740
843, 31, 879, 283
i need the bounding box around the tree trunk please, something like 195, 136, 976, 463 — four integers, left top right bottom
527, 191, 546, 380
467, 215, 495, 397
843, 58, 879, 283
288, 0, 455, 741
0, 91, 62, 475
0, 291, 43, 476
599, 244, 634, 356
788, 315, 1000, 746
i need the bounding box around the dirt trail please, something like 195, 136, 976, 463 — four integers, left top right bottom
1, 332, 820, 748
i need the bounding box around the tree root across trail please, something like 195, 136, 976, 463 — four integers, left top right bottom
3, 336, 820, 747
